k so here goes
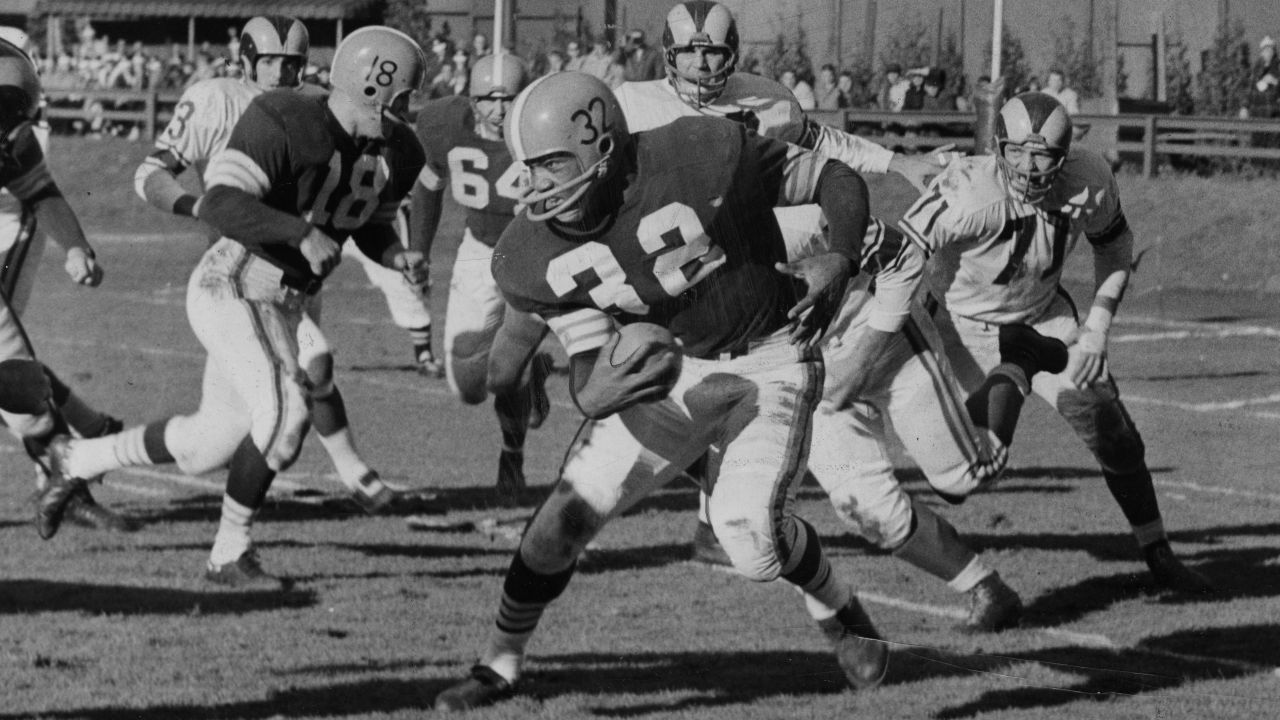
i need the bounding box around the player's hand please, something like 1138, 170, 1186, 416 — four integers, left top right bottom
64, 246, 103, 287
392, 250, 430, 290
573, 336, 678, 418
1066, 326, 1108, 389
888, 144, 955, 192
299, 227, 341, 277
776, 252, 853, 351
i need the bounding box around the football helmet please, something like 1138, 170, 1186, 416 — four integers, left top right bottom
330, 26, 426, 115
240, 16, 309, 84
0, 37, 39, 138
995, 91, 1073, 203
470, 53, 529, 99
662, 1, 739, 107
505, 72, 629, 222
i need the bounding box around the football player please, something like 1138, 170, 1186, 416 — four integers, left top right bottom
0, 32, 135, 534
39, 27, 430, 590
131, 16, 428, 515
409, 51, 553, 499
898, 91, 1213, 594
434, 72, 898, 711
615, 1, 1032, 632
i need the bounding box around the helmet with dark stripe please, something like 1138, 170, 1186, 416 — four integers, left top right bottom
240, 16, 309, 85
662, 1, 739, 107
995, 91, 1073, 203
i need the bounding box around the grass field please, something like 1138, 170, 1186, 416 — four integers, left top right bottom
1, 137, 1279, 718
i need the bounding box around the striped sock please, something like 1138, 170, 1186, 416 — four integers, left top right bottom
409, 325, 433, 360
210, 495, 255, 567
68, 420, 172, 478
480, 552, 576, 683
782, 518, 855, 618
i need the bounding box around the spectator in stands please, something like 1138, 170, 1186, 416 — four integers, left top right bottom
542, 49, 566, 76
604, 46, 627, 88
903, 67, 927, 110
622, 29, 662, 82
1244, 35, 1279, 119
452, 48, 472, 94
920, 68, 955, 111
1043, 70, 1079, 114
814, 63, 841, 110
565, 39, 587, 72
779, 68, 816, 110
580, 38, 613, 80
836, 69, 859, 108
429, 61, 458, 99
877, 63, 910, 111
472, 32, 491, 59
1020, 76, 1043, 94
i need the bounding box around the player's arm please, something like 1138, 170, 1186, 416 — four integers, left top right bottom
1070, 195, 1134, 389
800, 118, 950, 192
134, 149, 200, 217
487, 305, 550, 397
5, 130, 101, 286
351, 220, 429, 287
756, 133, 867, 346
408, 160, 446, 257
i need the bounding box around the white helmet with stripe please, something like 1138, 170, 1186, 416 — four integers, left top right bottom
505, 71, 629, 222
995, 91, 1073, 203
240, 15, 309, 86
663, 1, 740, 107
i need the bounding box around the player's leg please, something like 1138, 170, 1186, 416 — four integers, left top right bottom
703, 337, 887, 690
488, 305, 553, 501
436, 406, 694, 711
1038, 361, 1214, 594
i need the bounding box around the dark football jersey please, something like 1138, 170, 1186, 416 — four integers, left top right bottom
415, 96, 521, 247
201, 91, 425, 287
493, 117, 816, 360
0, 123, 55, 201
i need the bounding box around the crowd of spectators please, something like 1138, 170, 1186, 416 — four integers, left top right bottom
527, 29, 664, 87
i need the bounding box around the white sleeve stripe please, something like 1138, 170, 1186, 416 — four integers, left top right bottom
204, 149, 270, 198
6, 163, 53, 199
371, 201, 399, 224
547, 309, 614, 357
897, 220, 933, 256
780, 146, 824, 205
417, 165, 444, 191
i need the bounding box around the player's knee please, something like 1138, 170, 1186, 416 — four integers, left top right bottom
2, 410, 54, 440
713, 515, 781, 582
447, 339, 490, 404
301, 351, 334, 390
524, 485, 604, 566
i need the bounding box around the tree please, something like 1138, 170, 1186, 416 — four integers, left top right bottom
1195, 19, 1251, 117
1049, 15, 1102, 98
382, 0, 434, 54
759, 9, 813, 81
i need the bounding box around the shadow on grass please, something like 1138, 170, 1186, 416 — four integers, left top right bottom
928, 624, 1280, 718
0, 579, 315, 615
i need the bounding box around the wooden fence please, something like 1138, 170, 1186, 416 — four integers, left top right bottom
42, 89, 1280, 177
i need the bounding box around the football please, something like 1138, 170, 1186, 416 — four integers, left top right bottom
608, 322, 683, 395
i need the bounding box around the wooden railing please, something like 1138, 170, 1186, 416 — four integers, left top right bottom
39, 90, 1280, 178
810, 108, 1280, 177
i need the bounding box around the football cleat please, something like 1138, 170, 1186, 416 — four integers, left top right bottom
689, 520, 732, 567
64, 485, 141, 533
415, 345, 445, 378
34, 435, 88, 540
205, 548, 288, 591
816, 597, 890, 691
350, 475, 445, 516
998, 323, 1069, 376
959, 572, 1023, 633
1144, 539, 1215, 594
434, 664, 516, 712
527, 352, 553, 430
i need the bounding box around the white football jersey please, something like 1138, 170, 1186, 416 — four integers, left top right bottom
615, 74, 894, 175
154, 78, 262, 191
899, 147, 1128, 324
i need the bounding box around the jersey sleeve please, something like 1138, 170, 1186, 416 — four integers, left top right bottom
803, 120, 895, 174
859, 221, 923, 332
544, 307, 615, 357
201, 98, 310, 245
0, 124, 56, 201
155, 82, 222, 166
1081, 157, 1130, 246
748, 131, 827, 208
897, 169, 988, 256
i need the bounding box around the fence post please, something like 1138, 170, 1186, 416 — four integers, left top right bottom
146, 91, 157, 140
1143, 114, 1156, 178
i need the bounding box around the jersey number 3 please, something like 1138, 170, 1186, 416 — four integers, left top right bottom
545, 202, 726, 315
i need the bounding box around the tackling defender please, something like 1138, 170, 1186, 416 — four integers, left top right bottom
899, 91, 1212, 594
614, 1, 1038, 631
39, 27, 430, 590
131, 16, 430, 516
409, 51, 553, 498
0, 32, 135, 534
435, 72, 896, 711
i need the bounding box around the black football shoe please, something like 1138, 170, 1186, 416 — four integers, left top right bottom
959, 572, 1023, 633
817, 597, 890, 691
1144, 539, 1215, 594
34, 435, 88, 540
64, 484, 141, 533
434, 664, 516, 712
